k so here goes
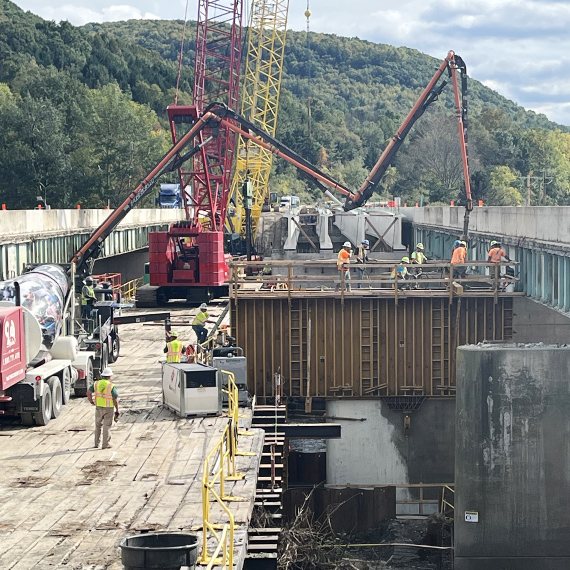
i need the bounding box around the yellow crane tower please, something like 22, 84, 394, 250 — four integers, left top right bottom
228, 0, 290, 245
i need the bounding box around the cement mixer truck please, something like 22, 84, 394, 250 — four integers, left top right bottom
0, 265, 94, 426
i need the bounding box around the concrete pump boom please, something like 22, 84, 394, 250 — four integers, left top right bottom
71, 51, 473, 273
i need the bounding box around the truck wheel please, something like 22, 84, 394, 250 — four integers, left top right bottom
109, 335, 120, 363
48, 377, 62, 419
74, 359, 93, 398
62, 368, 71, 405
20, 413, 34, 426
33, 386, 52, 427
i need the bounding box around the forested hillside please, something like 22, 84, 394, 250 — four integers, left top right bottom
1, 0, 570, 209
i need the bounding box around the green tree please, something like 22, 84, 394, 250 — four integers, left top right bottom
487, 166, 523, 206
85, 83, 169, 207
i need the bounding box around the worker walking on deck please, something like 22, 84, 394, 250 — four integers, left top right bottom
336, 241, 352, 292
192, 303, 211, 344
87, 367, 119, 449
451, 240, 467, 278
488, 240, 511, 263
355, 240, 369, 288
164, 331, 185, 363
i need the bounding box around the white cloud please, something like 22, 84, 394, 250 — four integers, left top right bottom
15, 2, 162, 25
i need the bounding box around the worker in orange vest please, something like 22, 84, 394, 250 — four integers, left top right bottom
488, 240, 511, 263
336, 241, 352, 292
451, 240, 467, 279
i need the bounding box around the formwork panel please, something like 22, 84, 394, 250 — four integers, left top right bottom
232, 296, 514, 400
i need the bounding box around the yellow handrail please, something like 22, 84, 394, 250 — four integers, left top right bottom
121, 277, 143, 302
199, 423, 238, 567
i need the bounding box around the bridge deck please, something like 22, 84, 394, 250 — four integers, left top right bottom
0, 306, 263, 570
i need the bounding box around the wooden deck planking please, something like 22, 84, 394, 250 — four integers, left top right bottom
0, 305, 262, 570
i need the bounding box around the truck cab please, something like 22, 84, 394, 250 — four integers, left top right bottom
156, 184, 182, 209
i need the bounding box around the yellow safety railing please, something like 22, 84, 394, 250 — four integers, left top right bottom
441, 484, 455, 520
199, 371, 253, 567
199, 419, 243, 566
121, 277, 143, 302
223, 370, 254, 443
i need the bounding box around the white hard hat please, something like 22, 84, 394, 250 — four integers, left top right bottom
101, 367, 113, 377
200, 303, 208, 310
343, 241, 351, 248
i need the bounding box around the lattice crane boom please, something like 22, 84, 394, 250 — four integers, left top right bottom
228, 0, 290, 239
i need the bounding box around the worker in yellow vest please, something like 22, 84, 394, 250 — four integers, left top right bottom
87, 367, 119, 449
192, 303, 211, 344
164, 331, 185, 363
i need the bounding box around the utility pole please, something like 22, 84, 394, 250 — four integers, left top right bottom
541, 169, 554, 205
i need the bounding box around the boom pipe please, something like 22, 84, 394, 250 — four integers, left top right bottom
209, 106, 353, 197
449, 54, 473, 238
71, 113, 212, 274
347, 52, 455, 211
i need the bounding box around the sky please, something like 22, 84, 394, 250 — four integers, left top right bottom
12, 0, 570, 126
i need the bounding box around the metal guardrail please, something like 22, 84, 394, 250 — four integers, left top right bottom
229, 259, 520, 304
121, 277, 143, 302
198, 371, 249, 568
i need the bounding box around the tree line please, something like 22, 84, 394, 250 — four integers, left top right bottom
0, 0, 569, 209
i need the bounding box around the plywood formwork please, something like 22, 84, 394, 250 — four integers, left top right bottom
231, 296, 514, 400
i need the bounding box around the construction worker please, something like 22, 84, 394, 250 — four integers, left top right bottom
192, 303, 211, 344
355, 239, 369, 289
87, 367, 119, 449
488, 240, 511, 263
81, 276, 97, 323
164, 331, 185, 363
391, 256, 410, 281
451, 240, 467, 278
336, 241, 352, 292
411, 243, 428, 265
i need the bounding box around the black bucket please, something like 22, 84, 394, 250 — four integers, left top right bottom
119, 533, 198, 570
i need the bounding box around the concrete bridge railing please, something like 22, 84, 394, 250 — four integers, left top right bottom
402, 206, 570, 315
0, 208, 183, 280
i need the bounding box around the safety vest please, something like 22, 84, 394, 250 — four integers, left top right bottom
337, 249, 350, 270
412, 251, 426, 264
81, 285, 94, 305
192, 311, 208, 326
356, 246, 368, 264
488, 247, 506, 263
390, 266, 408, 279
451, 247, 466, 264
94, 379, 115, 407
166, 339, 183, 363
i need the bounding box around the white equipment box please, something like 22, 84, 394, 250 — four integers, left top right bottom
162, 362, 221, 417
212, 355, 249, 404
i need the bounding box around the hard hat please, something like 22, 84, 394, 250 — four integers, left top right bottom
199, 303, 208, 310
169, 331, 178, 338
401, 256, 410, 263
460, 241, 467, 247
490, 240, 499, 247
453, 240, 461, 249
343, 241, 351, 248
416, 243, 424, 250
101, 367, 113, 377
362, 239, 370, 246
84, 276, 93, 285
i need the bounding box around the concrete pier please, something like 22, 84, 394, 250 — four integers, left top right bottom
455, 344, 570, 570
